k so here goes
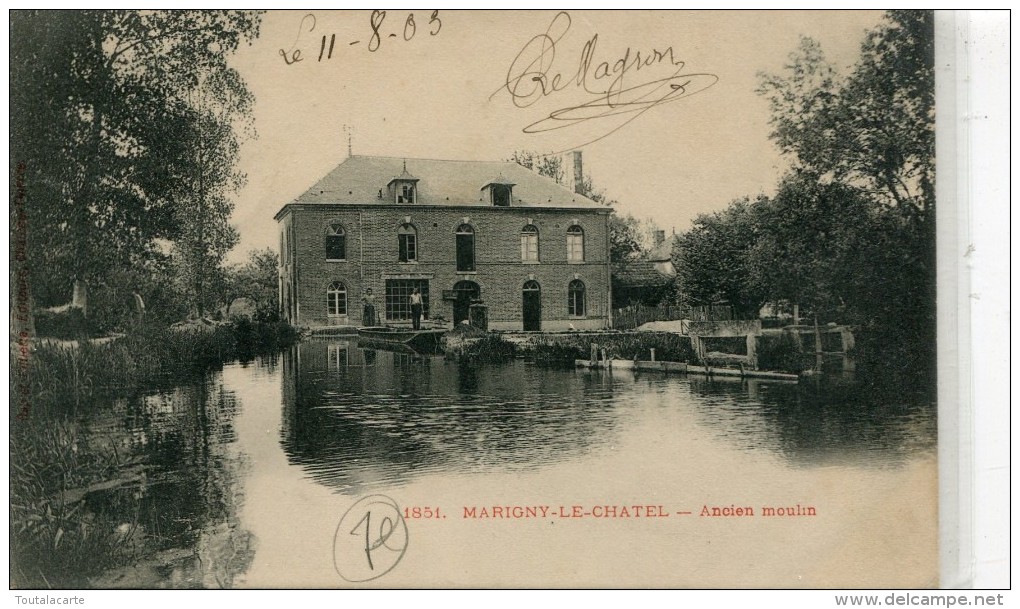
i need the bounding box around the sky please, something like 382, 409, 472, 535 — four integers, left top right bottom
226, 10, 885, 262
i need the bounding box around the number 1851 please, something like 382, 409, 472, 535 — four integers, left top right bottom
403, 506, 443, 519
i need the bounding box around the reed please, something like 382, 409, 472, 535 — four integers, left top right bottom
10, 318, 299, 587
459, 334, 518, 363
527, 332, 699, 367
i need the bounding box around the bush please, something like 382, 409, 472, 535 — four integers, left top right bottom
460, 335, 518, 363
529, 343, 584, 368
531, 332, 699, 364
33, 307, 89, 340
232, 316, 299, 361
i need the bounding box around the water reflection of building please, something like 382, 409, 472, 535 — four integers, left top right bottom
280, 340, 619, 493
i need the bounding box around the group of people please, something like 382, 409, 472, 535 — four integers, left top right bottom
361, 288, 424, 329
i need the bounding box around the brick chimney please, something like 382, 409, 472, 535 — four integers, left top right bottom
572, 150, 583, 195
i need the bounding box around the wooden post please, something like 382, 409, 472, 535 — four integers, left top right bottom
813, 316, 823, 374
650, 348, 656, 362
590, 343, 598, 366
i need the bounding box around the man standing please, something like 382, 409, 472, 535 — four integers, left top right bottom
362, 288, 377, 327
409, 288, 423, 330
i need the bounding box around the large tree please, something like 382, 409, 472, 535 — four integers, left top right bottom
756, 11, 935, 373
756, 11, 934, 225
10, 10, 261, 315
170, 71, 254, 316
746, 175, 878, 322
673, 196, 770, 319
218, 248, 280, 322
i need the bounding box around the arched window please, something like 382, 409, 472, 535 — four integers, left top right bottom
398, 224, 417, 262
327, 282, 347, 316
456, 224, 475, 271
520, 224, 539, 262
325, 224, 346, 261
566, 225, 584, 262
568, 279, 586, 317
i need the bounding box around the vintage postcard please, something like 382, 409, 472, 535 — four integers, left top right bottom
10, 10, 946, 590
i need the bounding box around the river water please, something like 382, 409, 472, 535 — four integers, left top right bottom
86, 338, 937, 588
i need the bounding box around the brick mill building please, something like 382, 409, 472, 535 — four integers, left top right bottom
274, 154, 611, 331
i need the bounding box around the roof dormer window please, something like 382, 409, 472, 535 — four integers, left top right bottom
388, 161, 419, 204
482, 175, 515, 207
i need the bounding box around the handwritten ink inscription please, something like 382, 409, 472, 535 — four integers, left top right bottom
493, 12, 720, 149
279, 10, 442, 65
333, 494, 409, 583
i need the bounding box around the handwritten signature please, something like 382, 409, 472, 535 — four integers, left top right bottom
492, 12, 719, 149
333, 494, 409, 583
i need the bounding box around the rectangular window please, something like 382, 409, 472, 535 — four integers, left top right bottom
399, 233, 417, 262
385, 279, 430, 321
397, 184, 415, 204
491, 185, 511, 206
327, 343, 349, 370
327, 291, 347, 316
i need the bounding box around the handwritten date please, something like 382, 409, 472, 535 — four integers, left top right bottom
279, 10, 442, 65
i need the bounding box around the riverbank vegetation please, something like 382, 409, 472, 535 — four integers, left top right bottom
526, 332, 700, 368
9, 10, 280, 587
21, 320, 298, 414
458, 334, 519, 363
11, 317, 295, 588
11, 10, 273, 342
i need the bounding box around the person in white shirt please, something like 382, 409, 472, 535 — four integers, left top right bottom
409, 288, 423, 330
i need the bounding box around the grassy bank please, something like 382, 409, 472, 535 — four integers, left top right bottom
17, 319, 298, 417
10, 318, 298, 588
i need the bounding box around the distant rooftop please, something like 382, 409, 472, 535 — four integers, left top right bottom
647, 236, 675, 262
283, 155, 603, 210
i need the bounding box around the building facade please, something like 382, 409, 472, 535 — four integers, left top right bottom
275, 155, 611, 331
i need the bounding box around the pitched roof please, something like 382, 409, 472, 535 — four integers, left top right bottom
287, 155, 602, 209
647, 237, 675, 262
612, 260, 675, 289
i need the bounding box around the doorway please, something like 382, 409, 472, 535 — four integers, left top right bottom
522, 280, 541, 331
452, 280, 480, 325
